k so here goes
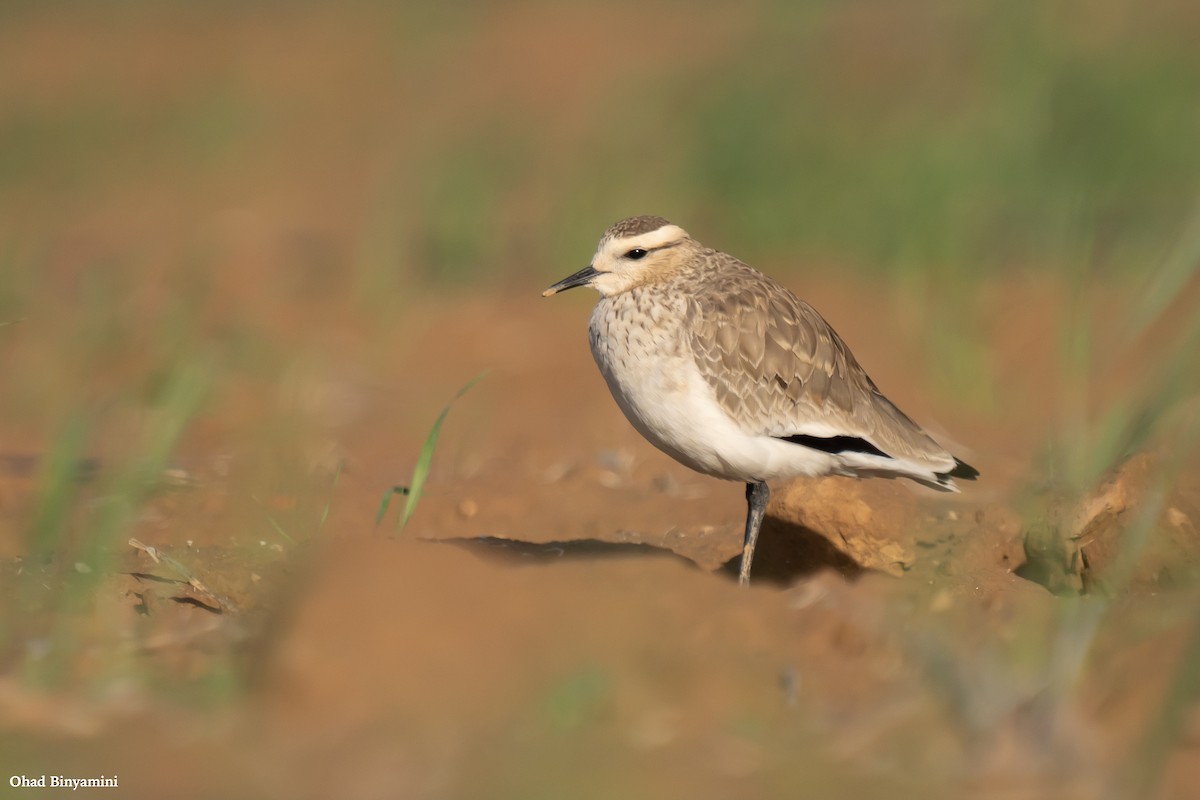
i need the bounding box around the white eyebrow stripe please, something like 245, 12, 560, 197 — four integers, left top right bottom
614, 224, 688, 251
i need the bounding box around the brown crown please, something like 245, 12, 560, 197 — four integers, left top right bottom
603, 215, 676, 240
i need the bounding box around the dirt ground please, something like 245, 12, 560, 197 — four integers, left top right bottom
2, 272, 1199, 799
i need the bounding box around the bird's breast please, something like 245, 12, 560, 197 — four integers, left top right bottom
586, 292, 739, 477
589, 294, 688, 396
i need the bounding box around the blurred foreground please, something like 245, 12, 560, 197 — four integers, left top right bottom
2, 282, 1199, 798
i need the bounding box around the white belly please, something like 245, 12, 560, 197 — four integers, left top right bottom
588, 298, 837, 483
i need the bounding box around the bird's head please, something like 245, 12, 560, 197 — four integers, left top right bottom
542, 216, 694, 298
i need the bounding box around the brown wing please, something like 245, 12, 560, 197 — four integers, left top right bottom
685, 257, 953, 467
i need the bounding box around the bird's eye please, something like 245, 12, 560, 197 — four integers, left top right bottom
625, 248, 648, 260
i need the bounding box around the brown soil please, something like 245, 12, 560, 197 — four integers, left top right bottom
2, 279, 1199, 800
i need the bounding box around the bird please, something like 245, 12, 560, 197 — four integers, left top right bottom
543, 216, 978, 585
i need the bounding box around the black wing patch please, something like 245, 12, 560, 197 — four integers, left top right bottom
938, 458, 979, 481
778, 434, 890, 459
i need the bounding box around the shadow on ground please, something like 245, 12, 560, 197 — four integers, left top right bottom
718, 517, 867, 586
436, 515, 867, 589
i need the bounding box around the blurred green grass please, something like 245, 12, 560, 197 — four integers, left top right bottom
0, 0, 1196, 283
398, 1, 1200, 282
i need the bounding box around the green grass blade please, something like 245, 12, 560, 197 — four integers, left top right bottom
318, 459, 345, 533
27, 412, 89, 566
395, 370, 487, 531
1130, 200, 1200, 336
251, 494, 296, 545
66, 360, 212, 606
375, 485, 408, 527
1127, 608, 1200, 798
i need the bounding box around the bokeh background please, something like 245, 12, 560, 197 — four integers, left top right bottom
2, 1, 1200, 798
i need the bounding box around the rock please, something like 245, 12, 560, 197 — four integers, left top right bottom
772, 476, 920, 576
1017, 453, 1200, 594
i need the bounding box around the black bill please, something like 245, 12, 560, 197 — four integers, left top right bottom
542, 265, 599, 297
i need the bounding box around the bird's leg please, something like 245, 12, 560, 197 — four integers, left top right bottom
739, 481, 770, 586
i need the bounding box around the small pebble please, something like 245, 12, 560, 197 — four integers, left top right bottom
628, 707, 680, 749
542, 459, 573, 483
595, 470, 623, 489
930, 589, 953, 612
